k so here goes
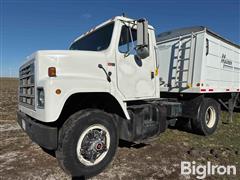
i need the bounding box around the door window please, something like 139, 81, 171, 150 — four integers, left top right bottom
118, 25, 137, 55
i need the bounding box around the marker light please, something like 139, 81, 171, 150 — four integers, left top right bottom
48, 67, 56, 77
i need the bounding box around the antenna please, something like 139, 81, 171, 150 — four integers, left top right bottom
122, 13, 126, 17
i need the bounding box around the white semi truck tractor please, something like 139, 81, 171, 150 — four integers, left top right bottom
17, 16, 240, 178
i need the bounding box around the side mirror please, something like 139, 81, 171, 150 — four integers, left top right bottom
136, 19, 149, 59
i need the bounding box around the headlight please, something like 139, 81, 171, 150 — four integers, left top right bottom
37, 88, 44, 108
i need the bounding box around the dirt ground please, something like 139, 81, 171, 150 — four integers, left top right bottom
0, 78, 239, 180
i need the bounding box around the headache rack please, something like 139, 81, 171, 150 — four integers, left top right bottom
19, 60, 35, 109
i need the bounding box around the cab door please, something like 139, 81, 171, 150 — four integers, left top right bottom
116, 23, 156, 100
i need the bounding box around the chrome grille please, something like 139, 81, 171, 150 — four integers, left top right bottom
19, 60, 35, 109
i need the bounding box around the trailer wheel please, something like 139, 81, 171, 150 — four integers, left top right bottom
191, 98, 220, 135
56, 109, 118, 178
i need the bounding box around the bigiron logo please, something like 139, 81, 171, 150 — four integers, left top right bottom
181, 161, 237, 179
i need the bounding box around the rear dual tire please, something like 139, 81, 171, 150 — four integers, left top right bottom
191, 98, 220, 136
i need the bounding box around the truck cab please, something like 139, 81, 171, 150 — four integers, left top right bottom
18, 16, 159, 123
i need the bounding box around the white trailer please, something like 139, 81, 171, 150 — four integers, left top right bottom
156, 26, 240, 94
16, 16, 240, 178
156, 26, 240, 122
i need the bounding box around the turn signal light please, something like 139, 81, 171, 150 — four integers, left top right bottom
48, 67, 56, 77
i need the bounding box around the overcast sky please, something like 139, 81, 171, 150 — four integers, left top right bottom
0, 0, 239, 77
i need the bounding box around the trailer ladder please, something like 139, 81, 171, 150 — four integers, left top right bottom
174, 33, 196, 88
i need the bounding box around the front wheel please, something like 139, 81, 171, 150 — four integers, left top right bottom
56, 109, 118, 178
191, 98, 220, 136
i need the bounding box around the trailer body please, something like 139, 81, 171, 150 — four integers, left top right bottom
156, 26, 240, 93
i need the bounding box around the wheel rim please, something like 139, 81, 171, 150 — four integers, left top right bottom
76, 124, 110, 166
205, 106, 216, 128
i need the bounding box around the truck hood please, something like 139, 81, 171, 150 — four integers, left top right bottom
34, 50, 109, 81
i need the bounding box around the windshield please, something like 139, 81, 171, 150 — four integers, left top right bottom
70, 22, 114, 51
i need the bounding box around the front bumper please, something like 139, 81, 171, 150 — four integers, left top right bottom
17, 110, 58, 150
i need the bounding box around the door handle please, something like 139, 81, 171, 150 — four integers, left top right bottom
98, 64, 111, 82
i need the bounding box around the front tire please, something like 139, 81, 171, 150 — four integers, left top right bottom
56, 109, 118, 178
191, 98, 220, 135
